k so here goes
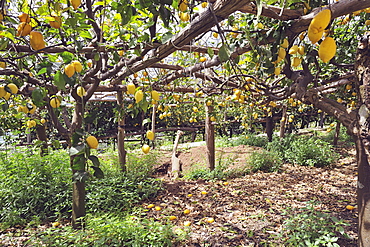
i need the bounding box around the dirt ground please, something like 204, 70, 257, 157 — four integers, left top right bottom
146, 144, 358, 246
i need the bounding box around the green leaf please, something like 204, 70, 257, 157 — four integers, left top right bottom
207, 47, 214, 58
37, 67, 47, 75
91, 166, 104, 179
53, 71, 66, 90
72, 155, 86, 171
88, 155, 100, 167
2, 102, 9, 111
121, 6, 134, 26
161, 32, 173, 43
159, 6, 171, 27
0, 39, 9, 50
69, 145, 85, 156
219, 45, 230, 62
72, 171, 89, 183
140, 101, 150, 113
142, 118, 151, 126
31, 87, 46, 106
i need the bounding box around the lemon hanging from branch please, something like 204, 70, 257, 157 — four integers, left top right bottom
86, 136, 98, 149
318, 37, 336, 63
76, 86, 86, 97
135, 90, 144, 103
308, 9, 331, 44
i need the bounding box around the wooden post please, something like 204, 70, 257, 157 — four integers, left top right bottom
151, 104, 157, 148
171, 130, 183, 179
205, 104, 215, 171
117, 92, 127, 172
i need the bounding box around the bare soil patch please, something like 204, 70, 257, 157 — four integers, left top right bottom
148, 144, 358, 246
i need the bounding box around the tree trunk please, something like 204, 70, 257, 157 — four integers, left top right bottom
333, 122, 341, 146
72, 180, 86, 229
35, 124, 48, 156
280, 105, 287, 138
70, 98, 85, 229
205, 104, 215, 171
266, 116, 274, 142
117, 92, 126, 172
355, 32, 370, 246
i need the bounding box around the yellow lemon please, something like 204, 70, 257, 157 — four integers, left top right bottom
274, 67, 281, 76
86, 135, 99, 149
16, 22, 32, 36
19, 13, 31, 23
155, 206, 161, 211
0, 62, 5, 68
210, 116, 216, 122
292, 57, 302, 67
49, 16, 62, 29
7, 83, 18, 94
199, 57, 207, 62
147, 204, 155, 209
206, 217, 215, 223
213, 32, 218, 38
135, 90, 144, 103
127, 83, 136, 95
3, 92, 10, 100
309, 9, 331, 34
366, 20, 370, 26
50, 98, 61, 108
318, 37, 336, 63
51, 222, 60, 227
151, 90, 160, 101
201, 2, 208, 8
169, 216, 177, 221
298, 46, 305, 55
71, 0, 81, 10
183, 209, 191, 214
76, 86, 86, 97
288, 45, 299, 55
278, 47, 286, 59
281, 38, 289, 49
40, 119, 46, 124
73, 61, 83, 73
308, 9, 331, 44
64, 63, 75, 78
346, 205, 355, 210
183, 221, 191, 226
29, 31, 46, 50
179, 2, 188, 12
28, 103, 36, 114
142, 144, 150, 154
146, 130, 155, 140
179, 12, 190, 22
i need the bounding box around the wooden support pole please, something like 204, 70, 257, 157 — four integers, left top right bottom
280, 105, 287, 138
117, 92, 127, 172
205, 104, 215, 171
171, 130, 184, 179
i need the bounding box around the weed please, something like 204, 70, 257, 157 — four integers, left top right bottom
247, 150, 282, 173
278, 201, 350, 246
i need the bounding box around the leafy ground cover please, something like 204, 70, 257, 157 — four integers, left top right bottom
0, 134, 358, 246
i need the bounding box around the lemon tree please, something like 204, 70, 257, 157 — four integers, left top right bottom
1, 0, 370, 240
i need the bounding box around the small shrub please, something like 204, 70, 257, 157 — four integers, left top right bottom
232, 134, 268, 148
266, 134, 297, 159
247, 150, 282, 173
184, 163, 230, 181
0, 150, 71, 228
27, 214, 178, 246
279, 202, 350, 246
285, 137, 338, 167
